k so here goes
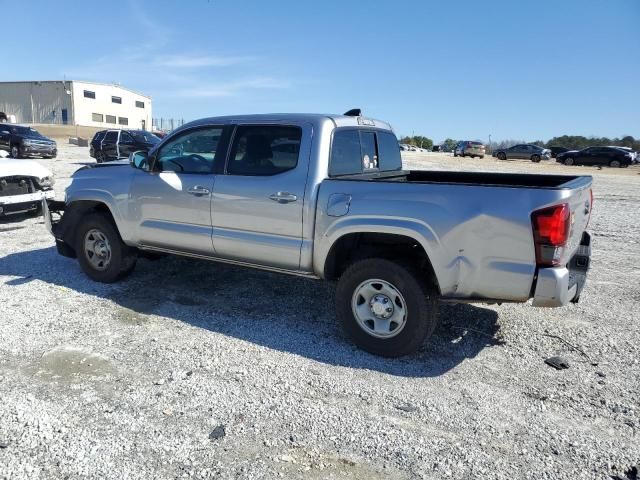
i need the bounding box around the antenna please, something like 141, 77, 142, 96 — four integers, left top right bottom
344, 108, 362, 117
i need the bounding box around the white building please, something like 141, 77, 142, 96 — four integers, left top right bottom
0, 80, 152, 130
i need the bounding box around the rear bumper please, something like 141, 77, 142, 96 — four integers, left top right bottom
532, 232, 591, 307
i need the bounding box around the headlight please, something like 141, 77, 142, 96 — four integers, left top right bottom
38, 176, 55, 188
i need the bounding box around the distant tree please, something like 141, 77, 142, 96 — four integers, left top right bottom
442, 138, 457, 150
400, 135, 433, 149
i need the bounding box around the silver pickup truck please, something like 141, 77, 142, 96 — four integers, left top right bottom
44, 111, 593, 357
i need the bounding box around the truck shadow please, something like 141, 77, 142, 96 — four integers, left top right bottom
1, 247, 502, 378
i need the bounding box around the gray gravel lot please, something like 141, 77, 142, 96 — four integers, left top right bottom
1, 145, 639, 479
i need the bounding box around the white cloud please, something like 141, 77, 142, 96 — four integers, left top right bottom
175, 77, 291, 98
154, 55, 255, 68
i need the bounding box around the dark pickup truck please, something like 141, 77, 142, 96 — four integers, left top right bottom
0, 124, 57, 159
90, 129, 160, 163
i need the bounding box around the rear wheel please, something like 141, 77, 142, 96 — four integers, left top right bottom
609, 159, 622, 168
335, 258, 439, 357
75, 212, 137, 283
564, 157, 574, 166
497, 152, 506, 160
531, 154, 541, 163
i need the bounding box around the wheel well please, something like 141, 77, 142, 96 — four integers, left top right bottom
60, 201, 118, 247
324, 232, 440, 294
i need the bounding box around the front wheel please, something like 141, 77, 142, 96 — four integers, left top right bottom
75, 212, 137, 283
609, 159, 622, 168
497, 152, 506, 160
335, 258, 439, 357
10, 145, 20, 158
531, 155, 541, 163
564, 157, 574, 166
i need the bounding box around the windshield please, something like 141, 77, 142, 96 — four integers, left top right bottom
131, 131, 160, 144
9, 125, 46, 138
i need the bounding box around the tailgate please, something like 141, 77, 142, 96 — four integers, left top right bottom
564, 178, 593, 260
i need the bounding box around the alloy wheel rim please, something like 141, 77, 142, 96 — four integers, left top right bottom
84, 229, 112, 270
351, 279, 408, 339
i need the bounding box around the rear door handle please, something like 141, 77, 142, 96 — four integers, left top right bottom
187, 185, 210, 196
269, 192, 297, 204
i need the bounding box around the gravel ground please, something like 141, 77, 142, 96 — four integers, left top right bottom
1, 144, 639, 479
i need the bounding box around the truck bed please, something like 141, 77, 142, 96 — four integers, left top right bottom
343, 170, 590, 189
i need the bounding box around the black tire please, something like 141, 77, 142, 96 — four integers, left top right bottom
497, 152, 506, 160
609, 159, 622, 168
75, 212, 137, 283
335, 258, 439, 357
531, 155, 541, 163
10, 144, 20, 158
564, 157, 574, 166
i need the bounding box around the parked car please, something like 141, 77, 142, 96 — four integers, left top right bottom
90, 129, 160, 163
0, 153, 55, 216
548, 146, 569, 158
454, 141, 485, 158
0, 124, 57, 159
432, 145, 441, 152
493, 144, 551, 162
609, 146, 638, 163
44, 111, 593, 357
556, 146, 634, 167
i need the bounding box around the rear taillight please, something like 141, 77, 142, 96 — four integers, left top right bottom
532, 203, 570, 266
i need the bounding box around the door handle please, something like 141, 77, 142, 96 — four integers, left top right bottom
187, 185, 210, 196
269, 192, 297, 204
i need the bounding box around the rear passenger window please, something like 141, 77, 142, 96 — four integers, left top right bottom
377, 132, 402, 171
227, 125, 301, 176
103, 131, 118, 143
330, 130, 362, 176
330, 129, 402, 176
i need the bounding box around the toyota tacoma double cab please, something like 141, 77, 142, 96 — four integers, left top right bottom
43, 110, 593, 357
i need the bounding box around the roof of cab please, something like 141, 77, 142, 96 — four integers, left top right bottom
177, 113, 394, 132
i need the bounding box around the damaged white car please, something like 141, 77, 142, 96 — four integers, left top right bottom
0, 151, 55, 217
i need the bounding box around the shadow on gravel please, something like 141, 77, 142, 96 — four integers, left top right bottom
1, 247, 501, 378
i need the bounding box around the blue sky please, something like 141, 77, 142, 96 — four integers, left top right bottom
3, 0, 638, 142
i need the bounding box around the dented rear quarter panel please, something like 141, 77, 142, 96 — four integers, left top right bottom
313, 177, 592, 302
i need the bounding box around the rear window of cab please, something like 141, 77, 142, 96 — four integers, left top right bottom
329, 129, 402, 176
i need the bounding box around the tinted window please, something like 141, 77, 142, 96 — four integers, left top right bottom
105, 115, 116, 124
84, 90, 96, 99
131, 131, 160, 144
92, 131, 106, 142
227, 125, 301, 176
92, 113, 103, 122
156, 127, 222, 174
111, 96, 122, 104
103, 131, 118, 143
135, 100, 145, 108
330, 130, 362, 176
120, 132, 134, 144
377, 132, 402, 171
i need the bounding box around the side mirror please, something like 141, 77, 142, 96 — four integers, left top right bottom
130, 150, 149, 171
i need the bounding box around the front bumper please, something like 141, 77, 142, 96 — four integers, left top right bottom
21, 144, 57, 158
532, 232, 591, 307
0, 190, 55, 216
